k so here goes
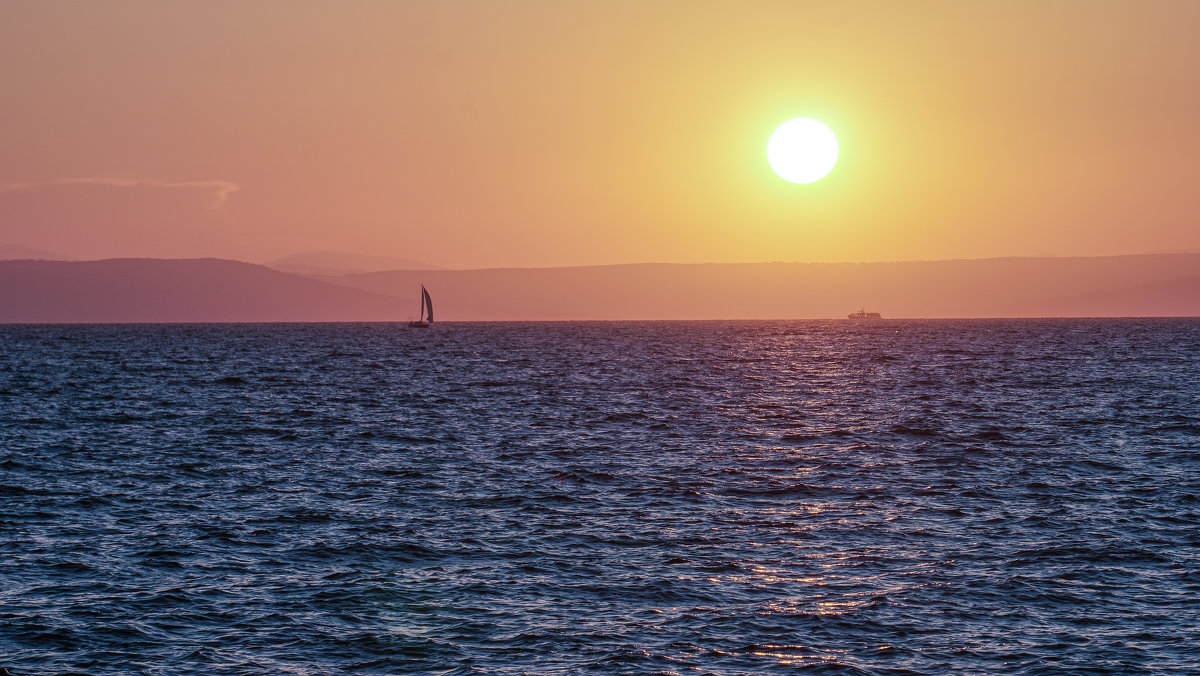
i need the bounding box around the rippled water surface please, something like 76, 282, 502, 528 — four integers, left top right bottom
2, 320, 1199, 674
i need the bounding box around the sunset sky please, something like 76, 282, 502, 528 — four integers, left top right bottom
2, 1, 1198, 269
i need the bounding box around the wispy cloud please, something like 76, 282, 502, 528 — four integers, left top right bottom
2, 177, 240, 208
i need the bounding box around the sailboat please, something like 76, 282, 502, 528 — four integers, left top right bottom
408, 285, 433, 328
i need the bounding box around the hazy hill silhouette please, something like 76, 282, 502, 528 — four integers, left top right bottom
0, 258, 402, 323
332, 254, 1200, 320
1021, 274, 1200, 318
266, 250, 441, 276
2, 254, 1197, 323
0, 244, 75, 261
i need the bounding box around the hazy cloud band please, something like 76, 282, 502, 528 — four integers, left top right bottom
2, 178, 240, 208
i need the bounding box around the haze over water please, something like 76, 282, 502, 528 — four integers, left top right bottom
2, 319, 1198, 674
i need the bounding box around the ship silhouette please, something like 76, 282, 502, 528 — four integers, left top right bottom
847, 308, 882, 320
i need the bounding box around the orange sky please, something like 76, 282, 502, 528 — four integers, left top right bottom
2, 1, 1198, 268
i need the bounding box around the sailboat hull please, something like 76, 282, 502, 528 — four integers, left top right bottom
407, 321, 431, 328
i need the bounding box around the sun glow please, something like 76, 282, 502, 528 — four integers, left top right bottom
767, 118, 839, 184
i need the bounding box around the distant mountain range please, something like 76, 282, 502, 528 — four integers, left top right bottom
0, 258, 402, 323
334, 254, 1200, 321
1, 254, 1197, 322
0, 243, 75, 261
265, 250, 442, 276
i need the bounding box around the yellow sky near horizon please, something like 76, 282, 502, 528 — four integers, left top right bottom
1, 1, 1198, 268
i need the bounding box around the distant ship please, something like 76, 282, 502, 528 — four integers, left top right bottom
408, 285, 433, 328
847, 308, 882, 320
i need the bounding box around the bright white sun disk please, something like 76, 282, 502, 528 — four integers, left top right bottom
767, 118, 839, 184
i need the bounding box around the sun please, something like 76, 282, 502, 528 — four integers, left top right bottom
767, 118, 839, 184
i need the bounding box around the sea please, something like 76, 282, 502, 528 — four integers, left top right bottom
1, 319, 1198, 675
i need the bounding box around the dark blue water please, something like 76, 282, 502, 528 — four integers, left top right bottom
2, 319, 1198, 675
